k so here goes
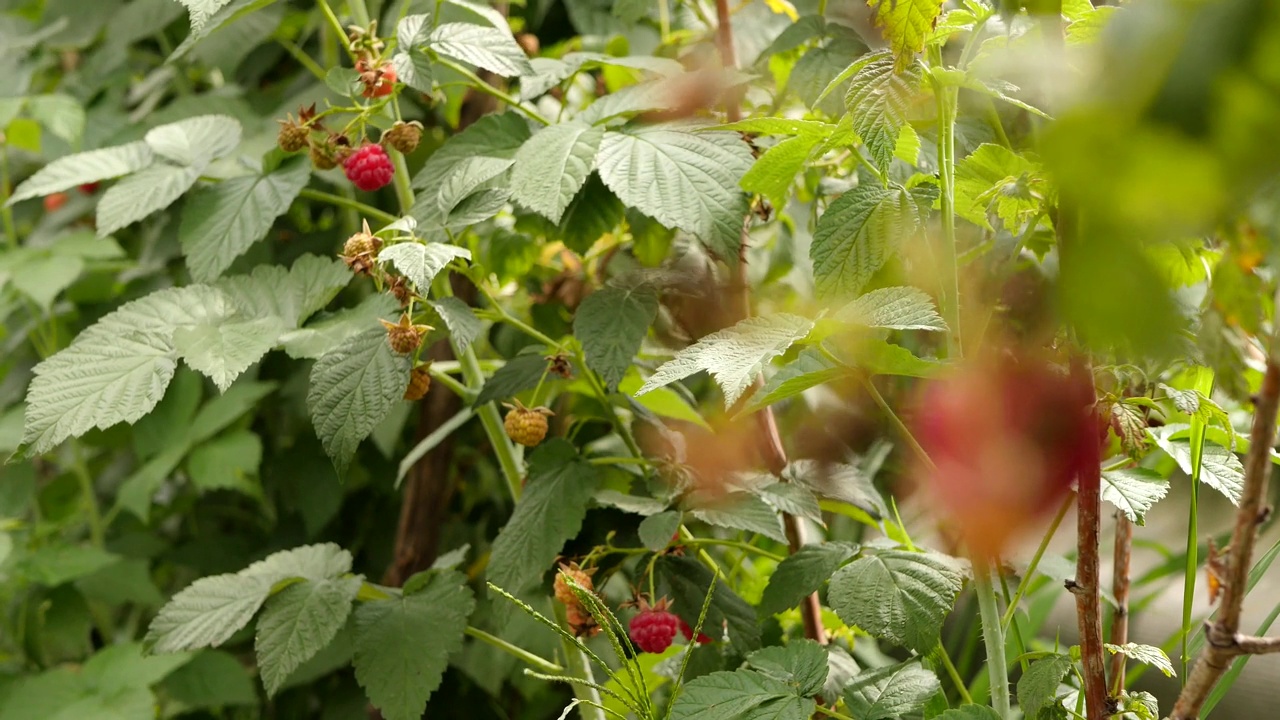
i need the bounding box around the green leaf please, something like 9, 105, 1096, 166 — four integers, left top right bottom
174, 316, 287, 393
21, 286, 228, 456
216, 254, 351, 328
474, 352, 548, 407
811, 182, 932, 299
393, 14, 434, 92
1101, 468, 1169, 525
867, 0, 945, 69
180, 156, 311, 282
759, 482, 823, 525
828, 549, 965, 652
638, 510, 683, 551
437, 156, 515, 218
835, 337, 944, 378
842, 660, 941, 720
488, 440, 599, 595
1105, 642, 1175, 678
741, 135, 823, 210
20, 545, 120, 586
280, 295, 399, 360
176, 0, 236, 30
657, 554, 761, 653
7, 142, 154, 205
306, 328, 413, 475
1151, 429, 1243, 505
746, 640, 830, 696
558, 174, 625, 254
144, 115, 242, 167
255, 576, 363, 697
144, 573, 273, 654
574, 285, 658, 391
745, 348, 845, 413
669, 669, 812, 720
845, 53, 923, 173
26, 94, 85, 145
428, 297, 483, 352
378, 242, 472, 295
187, 430, 262, 495
933, 705, 1002, 720
835, 286, 947, 331
788, 28, 868, 116
160, 650, 258, 709
428, 23, 533, 77
510, 121, 604, 223
637, 314, 814, 407
1016, 653, 1072, 717
95, 164, 203, 237
953, 143, 1040, 231
80, 641, 192, 693
5, 252, 85, 311
596, 124, 753, 260
689, 491, 787, 544
759, 542, 857, 617
353, 570, 475, 720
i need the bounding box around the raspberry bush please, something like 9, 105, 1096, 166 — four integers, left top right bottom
2, 2, 1279, 720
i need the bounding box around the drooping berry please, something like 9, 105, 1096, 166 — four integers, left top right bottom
404, 365, 432, 401
503, 401, 554, 447
380, 314, 431, 355
43, 193, 69, 212
340, 220, 382, 275
382, 120, 423, 154
386, 274, 413, 306
914, 350, 1099, 560
310, 141, 338, 170
344, 143, 394, 191
553, 562, 595, 608
358, 60, 397, 98
677, 617, 713, 644
629, 599, 679, 654
277, 117, 309, 152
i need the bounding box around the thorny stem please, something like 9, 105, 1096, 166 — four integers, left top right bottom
553, 605, 607, 720
1073, 362, 1110, 720
974, 562, 1011, 719
1170, 289, 1280, 719
1110, 511, 1133, 694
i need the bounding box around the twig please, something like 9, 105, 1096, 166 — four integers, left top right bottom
1170, 310, 1280, 719
1070, 357, 1110, 719
714, 0, 823, 645
1109, 511, 1133, 694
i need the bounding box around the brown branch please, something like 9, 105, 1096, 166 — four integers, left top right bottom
1169, 345, 1280, 719
1109, 511, 1133, 693
713, 0, 822, 645
1074, 440, 1110, 719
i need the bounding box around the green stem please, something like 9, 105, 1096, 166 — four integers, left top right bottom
347, 0, 371, 27
576, 348, 645, 460
816, 707, 857, 720
1, 146, 17, 249
72, 444, 104, 547
938, 644, 976, 705
389, 148, 415, 216
974, 562, 1011, 719
682, 538, 785, 562
1001, 492, 1075, 630
1181, 367, 1215, 682
434, 57, 550, 125
427, 365, 473, 399
318, 0, 359, 64
587, 456, 648, 466
859, 375, 934, 469
278, 39, 328, 81
929, 48, 962, 359
554, 605, 607, 720
465, 626, 564, 673
457, 339, 525, 500
299, 188, 398, 224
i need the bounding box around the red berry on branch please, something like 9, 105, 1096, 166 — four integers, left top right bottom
344, 144, 394, 191
43, 193, 69, 212
78, 182, 99, 194
629, 605, 679, 654
677, 617, 713, 644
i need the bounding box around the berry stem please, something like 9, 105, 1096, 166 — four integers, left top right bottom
433, 56, 551, 125
464, 625, 563, 673
298, 188, 397, 223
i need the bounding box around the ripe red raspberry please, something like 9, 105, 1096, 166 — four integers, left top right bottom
43, 193, 69, 212
677, 617, 713, 644
629, 601, 679, 654
344, 144, 394, 191
78, 182, 99, 194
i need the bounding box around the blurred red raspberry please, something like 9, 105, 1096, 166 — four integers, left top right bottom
914, 352, 1099, 559
44, 193, 69, 212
